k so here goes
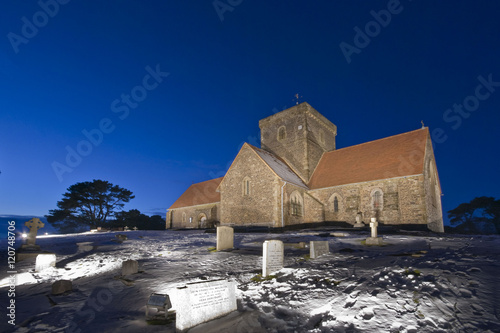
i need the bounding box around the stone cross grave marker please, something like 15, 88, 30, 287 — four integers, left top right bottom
25, 218, 44, 246
263, 240, 284, 277
366, 217, 383, 245
370, 217, 378, 238
174, 279, 236, 332
216, 226, 234, 251
310, 241, 330, 259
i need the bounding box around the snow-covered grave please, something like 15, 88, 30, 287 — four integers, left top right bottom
0, 230, 499, 332
310, 241, 330, 259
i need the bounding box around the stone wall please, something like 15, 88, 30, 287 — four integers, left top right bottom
310, 175, 429, 226
219, 144, 280, 227
170, 204, 219, 229
423, 137, 444, 232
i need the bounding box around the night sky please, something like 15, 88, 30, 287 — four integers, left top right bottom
1, 1, 499, 225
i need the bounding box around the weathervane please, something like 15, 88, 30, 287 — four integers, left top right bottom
294, 93, 302, 105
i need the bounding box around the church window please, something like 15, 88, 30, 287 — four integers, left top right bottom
371, 189, 383, 210
278, 126, 286, 141
182, 212, 186, 223
319, 130, 325, 145
290, 191, 303, 217
242, 177, 251, 196
334, 197, 339, 212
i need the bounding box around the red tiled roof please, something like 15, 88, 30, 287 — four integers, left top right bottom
169, 177, 223, 209
308, 128, 429, 189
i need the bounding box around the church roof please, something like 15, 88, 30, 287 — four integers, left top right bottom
169, 177, 223, 209
308, 128, 429, 189
247, 144, 308, 188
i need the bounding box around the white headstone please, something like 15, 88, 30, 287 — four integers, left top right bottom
122, 259, 138, 276
310, 241, 330, 259
35, 254, 56, 272
174, 279, 236, 332
263, 240, 284, 277
216, 226, 234, 251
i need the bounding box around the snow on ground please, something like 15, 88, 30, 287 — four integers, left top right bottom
0, 229, 499, 332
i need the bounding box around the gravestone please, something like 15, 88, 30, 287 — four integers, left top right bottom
52, 280, 72, 295
23, 218, 44, 250
216, 226, 233, 251
354, 212, 364, 228
146, 293, 172, 318
262, 240, 284, 277
133, 227, 138, 231
35, 254, 56, 272
310, 241, 330, 259
174, 279, 236, 332
122, 259, 139, 276
116, 234, 128, 241
366, 218, 383, 245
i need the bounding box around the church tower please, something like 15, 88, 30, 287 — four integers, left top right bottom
259, 102, 337, 182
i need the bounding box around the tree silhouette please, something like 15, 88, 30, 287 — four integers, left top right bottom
448, 196, 499, 234
46, 179, 134, 233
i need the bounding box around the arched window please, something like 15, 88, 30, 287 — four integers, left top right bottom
278, 126, 286, 141
290, 191, 303, 217
319, 130, 325, 145
242, 177, 251, 196
329, 193, 342, 213
182, 212, 186, 223
371, 189, 383, 210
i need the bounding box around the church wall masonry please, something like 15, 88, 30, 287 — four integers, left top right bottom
170, 204, 219, 229
219, 144, 280, 227
310, 176, 427, 226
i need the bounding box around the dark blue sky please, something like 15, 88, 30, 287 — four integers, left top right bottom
1, 1, 499, 224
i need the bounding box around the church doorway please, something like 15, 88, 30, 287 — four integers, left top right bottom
198, 213, 208, 228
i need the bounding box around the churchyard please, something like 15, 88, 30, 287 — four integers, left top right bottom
0, 227, 499, 332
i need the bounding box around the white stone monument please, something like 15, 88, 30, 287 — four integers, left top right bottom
216, 226, 234, 251
35, 254, 56, 272
263, 240, 284, 277
310, 241, 330, 259
174, 279, 237, 332
366, 217, 383, 245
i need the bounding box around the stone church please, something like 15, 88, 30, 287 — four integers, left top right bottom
167, 102, 444, 232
